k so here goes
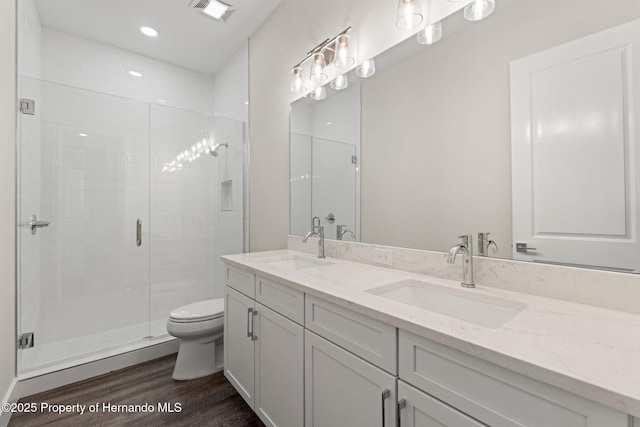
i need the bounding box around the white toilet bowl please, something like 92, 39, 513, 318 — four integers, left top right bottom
166, 298, 224, 380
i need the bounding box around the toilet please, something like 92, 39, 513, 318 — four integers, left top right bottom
166, 298, 224, 380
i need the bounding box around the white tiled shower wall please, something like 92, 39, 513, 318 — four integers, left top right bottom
17, 0, 246, 371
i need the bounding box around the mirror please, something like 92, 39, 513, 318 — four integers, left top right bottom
291, 0, 640, 273
290, 71, 361, 243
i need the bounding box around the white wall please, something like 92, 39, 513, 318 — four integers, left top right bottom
41, 28, 213, 113
361, 0, 640, 253
248, 0, 474, 251
0, 0, 17, 409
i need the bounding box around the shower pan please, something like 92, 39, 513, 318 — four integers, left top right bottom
17, 77, 246, 375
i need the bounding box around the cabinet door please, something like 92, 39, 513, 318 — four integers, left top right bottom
398, 381, 485, 427
224, 286, 256, 407
254, 303, 304, 427
305, 330, 396, 427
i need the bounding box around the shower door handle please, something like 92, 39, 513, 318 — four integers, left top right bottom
136, 219, 142, 246
20, 215, 50, 235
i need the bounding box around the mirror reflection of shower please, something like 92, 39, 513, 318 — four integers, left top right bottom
162, 132, 228, 172
208, 143, 228, 157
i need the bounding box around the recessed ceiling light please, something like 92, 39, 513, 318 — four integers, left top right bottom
128, 70, 142, 78
202, 0, 230, 20
140, 26, 158, 37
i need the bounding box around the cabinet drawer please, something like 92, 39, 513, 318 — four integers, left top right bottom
399, 330, 628, 427
225, 265, 255, 298
305, 295, 396, 374
398, 380, 485, 427
256, 275, 304, 325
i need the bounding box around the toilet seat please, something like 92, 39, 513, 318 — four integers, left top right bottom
169, 299, 224, 323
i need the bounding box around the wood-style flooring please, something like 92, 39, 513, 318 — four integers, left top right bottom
9, 354, 265, 427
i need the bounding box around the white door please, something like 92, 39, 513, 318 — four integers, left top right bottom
305, 330, 396, 427
510, 20, 640, 272
397, 381, 485, 427
254, 303, 304, 427
224, 286, 255, 407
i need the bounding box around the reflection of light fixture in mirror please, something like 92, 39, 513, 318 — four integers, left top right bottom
396, 0, 423, 30
356, 59, 376, 78
128, 70, 142, 78
310, 52, 328, 82
290, 66, 307, 94
463, 0, 495, 21
310, 86, 326, 101
334, 34, 355, 68
330, 74, 349, 90
417, 21, 443, 45
289, 27, 354, 94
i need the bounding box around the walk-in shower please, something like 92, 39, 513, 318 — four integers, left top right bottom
16, 0, 249, 376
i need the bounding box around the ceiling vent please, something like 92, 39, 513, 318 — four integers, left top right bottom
189, 0, 234, 22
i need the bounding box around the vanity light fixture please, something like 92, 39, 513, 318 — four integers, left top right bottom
310, 52, 328, 82
356, 58, 376, 78
396, 0, 423, 30
310, 86, 326, 101
290, 66, 307, 94
417, 21, 443, 45
334, 34, 355, 68
140, 26, 158, 37
330, 74, 349, 91
463, 0, 495, 21
289, 27, 353, 94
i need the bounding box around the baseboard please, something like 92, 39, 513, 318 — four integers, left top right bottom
15, 339, 179, 400
0, 378, 18, 427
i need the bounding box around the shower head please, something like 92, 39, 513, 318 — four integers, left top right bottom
208, 143, 228, 157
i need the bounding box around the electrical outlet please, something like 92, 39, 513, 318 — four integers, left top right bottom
373, 248, 393, 266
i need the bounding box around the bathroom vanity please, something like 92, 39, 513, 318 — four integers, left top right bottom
222, 249, 640, 427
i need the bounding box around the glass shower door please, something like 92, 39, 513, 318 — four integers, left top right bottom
17, 77, 151, 373
148, 106, 245, 338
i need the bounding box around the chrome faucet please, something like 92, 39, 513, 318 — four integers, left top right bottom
303, 225, 325, 259
337, 225, 356, 241
447, 235, 475, 288
478, 232, 498, 257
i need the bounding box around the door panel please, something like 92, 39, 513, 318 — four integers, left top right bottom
224, 286, 255, 407
305, 330, 396, 427
18, 77, 150, 372
510, 20, 640, 272
254, 303, 304, 427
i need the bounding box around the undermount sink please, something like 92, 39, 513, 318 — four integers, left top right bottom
262, 255, 335, 270
367, 279, 527, 328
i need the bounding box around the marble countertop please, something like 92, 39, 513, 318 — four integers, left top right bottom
222, 250, 640, 417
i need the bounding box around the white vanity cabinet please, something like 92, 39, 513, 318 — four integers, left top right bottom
223, 260, 634, 427
224, 267, 304, 427
305, 330, 397, 427
398, 330, 629, 427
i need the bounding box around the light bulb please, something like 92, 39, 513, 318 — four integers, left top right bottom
290, 66, 307, 94
310, 52, 328, 82
417, 21, 443, 45
463, 0, 495, 21
396, 0, 423, 30
334, 34, 355, 68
